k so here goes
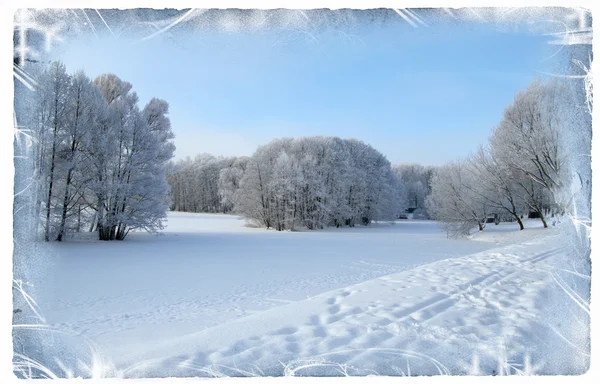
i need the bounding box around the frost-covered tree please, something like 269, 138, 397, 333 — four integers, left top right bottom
30, 62, 175, 241
233, 136, 405, 231
33, 62, 71, 241
426, 160, 489, 237
393, 163, 433, 214
55, 71, 98, 241
92, 73, 144, 240
167, 157, 194, 212
468, 147, 527, 230
235, 149, 274, 228
144, 98, 176, 164
427, 78, 570, 233
490, 79, 567, 226
218, 157, 249, 213
168, 154, 247, 213
112, 98, 174, 239
269, 151, 302, 230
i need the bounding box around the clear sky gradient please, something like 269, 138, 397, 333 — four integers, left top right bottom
50, 14, 562, 166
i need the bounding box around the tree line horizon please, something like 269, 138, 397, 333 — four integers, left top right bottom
169, 78, 572, 236
24, 60, 577, 240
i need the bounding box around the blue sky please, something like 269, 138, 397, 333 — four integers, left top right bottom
50, 15, 561, 166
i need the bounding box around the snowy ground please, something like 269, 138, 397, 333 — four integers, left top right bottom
20, 212, 589, 377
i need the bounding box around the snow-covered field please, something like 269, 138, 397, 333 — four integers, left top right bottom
24, 212, 588, 377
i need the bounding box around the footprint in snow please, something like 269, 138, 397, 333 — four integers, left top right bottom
270, 326, 298, 336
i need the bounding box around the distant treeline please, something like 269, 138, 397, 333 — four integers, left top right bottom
169, 137, 408, 230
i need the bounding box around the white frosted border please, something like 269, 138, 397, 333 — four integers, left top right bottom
1, 1, 596, 383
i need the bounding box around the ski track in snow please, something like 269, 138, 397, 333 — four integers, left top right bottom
30, 212, 582, 376
120, 237, 566, 377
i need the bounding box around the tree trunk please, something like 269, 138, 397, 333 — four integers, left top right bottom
98, 224, 113, 241
116, 224, 127, 240
538, 209, 548, 228
44, 125, 58, 242
89, 211, 97, 232
515, 216, 525, 230
56, 168, 73, 241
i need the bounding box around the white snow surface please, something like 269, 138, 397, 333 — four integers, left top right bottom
31, 212, 588, 377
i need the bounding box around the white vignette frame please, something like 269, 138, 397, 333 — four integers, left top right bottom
2, 0, 597, 383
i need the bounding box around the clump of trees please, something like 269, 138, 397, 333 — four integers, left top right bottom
167, 155, 249, 214
426, 79, 568, 236
169, 137, 406, 230
392, 163, 434, 218
30, 61, 175, 241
